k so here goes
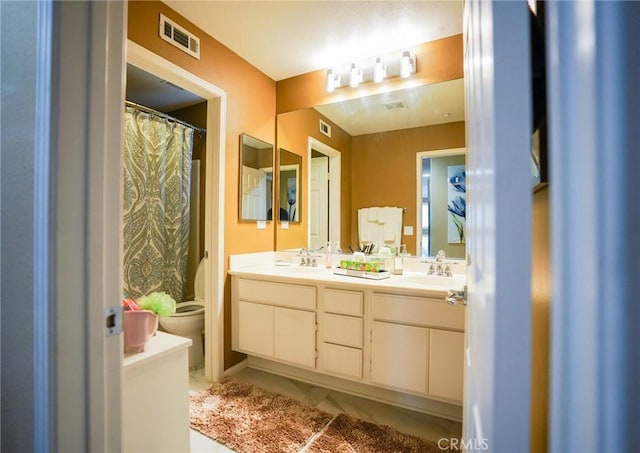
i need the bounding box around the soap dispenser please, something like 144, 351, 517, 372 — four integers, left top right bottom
324, 241, 332, 269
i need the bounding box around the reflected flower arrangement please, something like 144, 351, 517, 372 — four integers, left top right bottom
447, 169, 466, 243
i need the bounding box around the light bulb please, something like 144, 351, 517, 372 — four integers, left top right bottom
349, 64, 362, 88
400, 51, 413, 78
373, 57, 386, 83
326, 69, 338, 92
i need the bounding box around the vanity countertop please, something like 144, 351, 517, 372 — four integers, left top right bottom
228, 264, 465, 297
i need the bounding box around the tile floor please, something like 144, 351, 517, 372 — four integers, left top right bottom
189, 366, 462, 452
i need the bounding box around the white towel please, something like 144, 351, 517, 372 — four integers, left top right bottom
381, 207, 403, 244
358, 208, 375, 244
358, 206, 403, 249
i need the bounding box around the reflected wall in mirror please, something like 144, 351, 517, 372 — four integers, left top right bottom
417, 149, 466, 259
239, 133, 273, 221
276, 79, 467, 256
278, 148, 301, 222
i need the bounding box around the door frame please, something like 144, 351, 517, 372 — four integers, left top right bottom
462, 1, 532, 450
307, 137, 341, 247
415, 147, 466, 257
127, 41, 227, 382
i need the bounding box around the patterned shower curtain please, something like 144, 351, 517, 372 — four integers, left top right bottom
122, 105, 193, 303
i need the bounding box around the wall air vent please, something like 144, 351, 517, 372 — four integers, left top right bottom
159, 14, 200, 60
319, 119, 332, 138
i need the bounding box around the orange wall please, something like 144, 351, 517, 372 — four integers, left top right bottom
276, 108, 352, 250
351, 122, 466, 253
276, 34, 463, 114
531, 186, 550, 452
128, 1, 276, 368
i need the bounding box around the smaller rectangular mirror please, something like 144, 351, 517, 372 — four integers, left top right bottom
239, 133, 273, 221
278, 148, 302, 222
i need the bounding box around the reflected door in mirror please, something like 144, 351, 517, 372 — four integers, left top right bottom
239, 134, 274, 221
278, 148, 302, 223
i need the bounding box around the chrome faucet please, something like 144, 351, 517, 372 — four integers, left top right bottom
426, 250, 452, 277
297, 248, 319, 267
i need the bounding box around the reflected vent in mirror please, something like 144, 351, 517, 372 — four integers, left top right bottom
383, 100, 408, 110
159, 14, 200, 60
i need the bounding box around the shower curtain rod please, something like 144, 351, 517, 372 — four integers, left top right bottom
125, 100, 207, 134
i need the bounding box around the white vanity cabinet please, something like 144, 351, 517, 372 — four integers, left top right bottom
230, 267, 467, 419
319, 288, 364, 379
370, 292, 465, 404
234, 278, 317, 368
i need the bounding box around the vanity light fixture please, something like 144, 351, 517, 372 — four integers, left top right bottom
373, 57, 387, 83
326, 69, 341, 93
325, 51, 417, 92
400, 51, 416, 78
349, 63, 363, 88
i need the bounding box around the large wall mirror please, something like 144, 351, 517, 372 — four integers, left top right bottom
276, 78, 466, 256
239, 133, 274, 221
278, 148, 301, 222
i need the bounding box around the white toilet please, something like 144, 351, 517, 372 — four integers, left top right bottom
159, 259, 205, 369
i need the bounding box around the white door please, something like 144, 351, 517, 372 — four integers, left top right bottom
463, 1, 532, 451
310, 156, 329, 249
241, 166, 267, 219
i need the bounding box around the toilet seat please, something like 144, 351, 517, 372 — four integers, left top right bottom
170, 300, 204, 317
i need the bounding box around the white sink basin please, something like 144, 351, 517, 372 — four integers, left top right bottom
401, 274, 465, 289
270, 266, 326, 275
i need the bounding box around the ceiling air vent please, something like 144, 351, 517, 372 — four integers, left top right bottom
159, 14, 200, 60
383, 100, 408, 110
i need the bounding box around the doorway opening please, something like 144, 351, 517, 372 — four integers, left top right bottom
127, 41, 227, 381
307, 137, 341, 250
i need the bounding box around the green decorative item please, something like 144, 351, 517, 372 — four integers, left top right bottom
136, 291, 177, 317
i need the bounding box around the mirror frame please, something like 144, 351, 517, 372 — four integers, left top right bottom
238, 133, 274, 222
415, 147, 467, 258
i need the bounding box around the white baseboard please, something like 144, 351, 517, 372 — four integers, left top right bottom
245, 356, 462, 422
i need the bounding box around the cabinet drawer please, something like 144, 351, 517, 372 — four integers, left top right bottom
238, 279, 316, 310
323, 289, 363, 316
322, 313, 363, 348
372, 293, 464, 330
320, 343, 362, 379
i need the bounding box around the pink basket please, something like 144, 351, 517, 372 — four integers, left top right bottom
123, 309, 158, 353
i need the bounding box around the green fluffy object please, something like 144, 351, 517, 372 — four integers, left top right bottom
137, 291, 176, 317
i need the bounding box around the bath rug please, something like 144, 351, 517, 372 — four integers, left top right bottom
306, 412, 441, 453
190, 378, 333, 453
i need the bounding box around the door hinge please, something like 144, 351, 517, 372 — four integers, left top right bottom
104, 306, 123, 337
446, 285, 467, 306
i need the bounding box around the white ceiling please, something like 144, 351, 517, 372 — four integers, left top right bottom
130, 1, 465, 135
314, 78, 465, 136
163, 1, 464, 81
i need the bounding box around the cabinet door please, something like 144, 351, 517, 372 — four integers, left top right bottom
238, 301, 274, 357
428, 329, 465, 403
370, 321, 428, 394
274, 307, 316, 368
